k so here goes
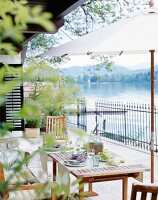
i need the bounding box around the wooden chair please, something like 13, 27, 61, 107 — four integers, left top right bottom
0, 137, 19, 150
0, 148, 58, 200
45, 116, 67, 141
130, 182, 158, 200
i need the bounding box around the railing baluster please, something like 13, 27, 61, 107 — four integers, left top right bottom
94, 100, 158, 153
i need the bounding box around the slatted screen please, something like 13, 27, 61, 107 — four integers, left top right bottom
0, 64, 24, 131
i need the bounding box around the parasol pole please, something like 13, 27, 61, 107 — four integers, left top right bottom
150, 49, 155, 183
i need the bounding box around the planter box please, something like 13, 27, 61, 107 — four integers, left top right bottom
25, 128, 40, 138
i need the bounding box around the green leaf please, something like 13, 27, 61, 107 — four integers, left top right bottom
31, 6, 42, 15
0, 43, 17, 55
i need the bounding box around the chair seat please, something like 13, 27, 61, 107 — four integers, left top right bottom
9, 189, 51, 200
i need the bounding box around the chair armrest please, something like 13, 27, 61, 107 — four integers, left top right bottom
8, 182, 51, 190
8, 181, 59, 200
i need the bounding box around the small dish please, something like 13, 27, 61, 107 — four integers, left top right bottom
64, 160, 86, 167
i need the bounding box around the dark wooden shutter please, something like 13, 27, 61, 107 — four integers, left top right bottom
0, 64, 24, 131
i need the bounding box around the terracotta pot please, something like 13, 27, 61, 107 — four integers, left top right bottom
25, 128, 40, 138
88, 142, 103, 154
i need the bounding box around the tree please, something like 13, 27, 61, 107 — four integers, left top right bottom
83, 74, 90, 83
77, 75, 83, 84
90, 74, 98, 83
63, 0, 148, 36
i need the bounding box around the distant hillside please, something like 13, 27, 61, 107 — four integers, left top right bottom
60, 64, 158, 78
60, 64, 158, 83
132, 65, 158, 74
60, 65, 132, 77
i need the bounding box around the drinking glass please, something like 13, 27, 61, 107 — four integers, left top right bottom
93, 155, 100, 167
87, 149, 95, 166
75, 138, 81, 152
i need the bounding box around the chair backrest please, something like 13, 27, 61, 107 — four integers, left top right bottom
46, 116, 67, 140
130, 183, 158, 200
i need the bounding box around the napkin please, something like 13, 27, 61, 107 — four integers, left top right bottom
70, 153, 87, 163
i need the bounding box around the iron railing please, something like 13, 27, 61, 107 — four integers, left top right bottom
96, 101, 158, 153
67, 99, 87, 131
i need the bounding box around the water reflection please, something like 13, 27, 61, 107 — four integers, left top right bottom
79, 82, 158, 104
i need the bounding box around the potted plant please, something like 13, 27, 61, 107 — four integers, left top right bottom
87, 131, 103, 154
25, 117, 42, 138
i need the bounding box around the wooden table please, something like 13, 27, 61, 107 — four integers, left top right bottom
48, 152, 150, 200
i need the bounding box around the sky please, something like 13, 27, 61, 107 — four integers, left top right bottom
61, 53, 158, 70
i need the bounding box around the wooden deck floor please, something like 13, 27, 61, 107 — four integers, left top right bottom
11, 131, 158, 200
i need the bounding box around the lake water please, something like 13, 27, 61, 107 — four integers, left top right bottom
75, 82, 158, 138
79, 82, 158, 107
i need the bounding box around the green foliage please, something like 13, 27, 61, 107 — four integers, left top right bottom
64, 0, 148, 37
98, 150, 111, 161
22, 59, 80, 129
43, 134, 55, 148
0, 0, 55, 196
0, 123, 13, 137
28, 34, 56, 56
0, 0, 54, 54
26, 118, 42, 128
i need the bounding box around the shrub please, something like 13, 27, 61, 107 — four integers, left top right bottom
26, 118, 42, 128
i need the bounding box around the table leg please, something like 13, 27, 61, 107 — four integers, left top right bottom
122, 177, 128, 200
78, 180, 98, 198
53, 159, 56, 181
88, 182, 92, 192
87, 182, 98, 196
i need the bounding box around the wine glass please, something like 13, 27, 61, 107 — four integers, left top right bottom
67, 140, 72, 146
87, 148, 95, 159
75, 138, 81, 152
66, 140, 73, 154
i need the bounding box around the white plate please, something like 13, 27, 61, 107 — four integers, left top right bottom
64, 161, 86, 167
